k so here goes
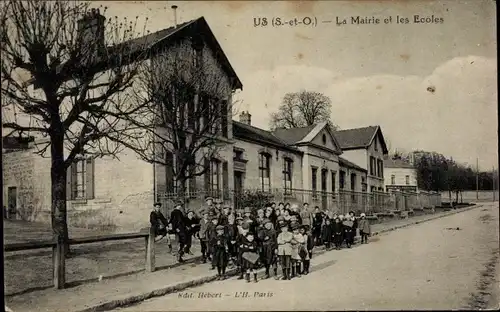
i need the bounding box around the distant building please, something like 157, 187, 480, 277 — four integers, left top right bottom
334, 126, 389, 192
384, 158, 418, 192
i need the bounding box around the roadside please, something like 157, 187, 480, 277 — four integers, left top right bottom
4, 204, 483, 312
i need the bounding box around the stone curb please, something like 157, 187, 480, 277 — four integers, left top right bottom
77, 204, 482, 312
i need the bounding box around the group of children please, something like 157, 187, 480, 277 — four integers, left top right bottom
150, 197, 372, 282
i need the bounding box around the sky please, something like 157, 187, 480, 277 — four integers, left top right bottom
6, 0, 499, 170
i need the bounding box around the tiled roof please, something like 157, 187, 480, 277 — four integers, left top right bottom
385, 158, 415, 169
334, 126, 379, 149
232, 121, 301, 153
272, 124, 317, 145
339, 156, 367, 172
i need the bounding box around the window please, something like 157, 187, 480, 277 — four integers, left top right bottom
311, 167, 318, 197
209, 159, 221, 193
67, 157, 95, 200
331, 171, 336, 193
322, 134, 327, 145
405, 175, 410, 185
193, 44, 203, 68
374, 138, 378, 151
283, 158, 293, 194
377, 159, 384, 178
233, 149, 244, 160
259, 153, 271, 192
350, 173, 356, 191
369, 156, 376, 176
339, 170, 345, 189
391, 175, 396, 185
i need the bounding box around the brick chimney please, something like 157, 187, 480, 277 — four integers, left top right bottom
239, 111, 251, 125
77, 8, 106, 60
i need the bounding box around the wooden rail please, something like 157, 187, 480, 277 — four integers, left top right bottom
4, 227, 156, 289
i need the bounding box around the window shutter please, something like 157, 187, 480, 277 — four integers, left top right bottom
204, 157, 210, 193
222, 161, 229, 190
221, 100, 228, 138
86, 157, 95, 199
71, 162, 78, 199
66, 165, 72, 200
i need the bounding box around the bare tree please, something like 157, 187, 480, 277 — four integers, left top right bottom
1, 0, 149, 254
270, 90, 337, 130
125, 43, 234, 197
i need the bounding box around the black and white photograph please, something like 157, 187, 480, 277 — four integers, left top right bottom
1, 0, 498, 311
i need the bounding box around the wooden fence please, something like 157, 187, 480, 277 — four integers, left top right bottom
4, 228, 156, 289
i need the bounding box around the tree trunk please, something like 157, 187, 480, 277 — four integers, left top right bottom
51, 130, 70, 257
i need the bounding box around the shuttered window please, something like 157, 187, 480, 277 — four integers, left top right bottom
66, 156, 95, 200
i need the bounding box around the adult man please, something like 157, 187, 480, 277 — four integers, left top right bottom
150, 202, 168, 242
170, 201, 188, 263
300, 202, 312, 231
184, 210, 200, 255
218, 205, 230, 226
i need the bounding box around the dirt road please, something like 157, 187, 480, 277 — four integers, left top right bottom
118, 203, 499, 311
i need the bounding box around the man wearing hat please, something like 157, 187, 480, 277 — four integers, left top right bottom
150, 202, 168, 242
170, 200, 188, 262
300, 202, 312, 232
218, 205, 231, 227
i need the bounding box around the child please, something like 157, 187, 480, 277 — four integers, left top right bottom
321, 218, 333, 250
198, 211, 210, 263
332, 217, 344, 250
342, 215, 354, 248
150, 202, 168, 242
290, 223, 304, 278
236, 222, 249, 280
211, 225, 229, 280
184, 210, 200, 255
349, 211, 358, 245
258, 219, 278, 279
299, 225, 312, 275
240, 232, 259, 283
208, 217, 219, 269
277, 221, 293, 280
358, 213, 371, 244
226, 214, 239, 265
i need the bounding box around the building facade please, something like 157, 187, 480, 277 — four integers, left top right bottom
384, 158, 418, 192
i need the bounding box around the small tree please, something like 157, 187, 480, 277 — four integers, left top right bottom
270, 90, 337, 130
1, 0, 149, 255
125, 43, 236, 196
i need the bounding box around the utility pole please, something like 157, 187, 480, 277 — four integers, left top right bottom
476, 157, 479, 200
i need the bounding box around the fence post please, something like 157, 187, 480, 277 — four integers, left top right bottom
53, 235, 65, 289
145, 227, 156, 272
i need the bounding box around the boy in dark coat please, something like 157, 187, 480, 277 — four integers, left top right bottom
211, 225, 229, 280
303, 226, 314, 275
240, 232, 260, 283
170, 201, 187, 262
332, 217, 344, 250
150, 202, 168, 241
226, 214, 239, 265
258, 219, 278, 279
236, 222, 249, 280
321, 218, 333, 250
208, 217, 219, 270
198, 211, 210, 263
343, 215, 354, 248
184, 210, 200, 255
312, 206, 323, 246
